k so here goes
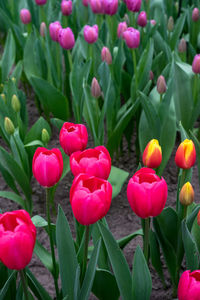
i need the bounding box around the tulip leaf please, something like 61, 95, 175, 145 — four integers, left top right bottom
191, 217, 200, 254
132, 245, 152, 300
108, 166, 129, 199
0, 191, 25, 209
118, 229, 143, 250
186, 204, 200, 232
98, 222, 132, 300
0, 270, 17, 300
189, 130, 200, 187
1, 29, 16, 82
34, 240, 55, 275
25, 117, 51, 144
170, 12, 186, 50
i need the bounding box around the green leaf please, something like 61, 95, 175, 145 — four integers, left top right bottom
25, 117, 51, 144
170, 12, 186, 50
132, 245, 152, 300
31, 215, 48, 227
0, 270, 17, 299
192, 217, 200, 254
34, 240, 54, 275
187, 204, 200, 232
108, 166, 129, 199
0, 191, 25, 208
1, 29, 16, 82
189, 130, 200, 187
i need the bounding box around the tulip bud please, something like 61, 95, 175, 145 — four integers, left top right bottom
142, 139, 162, 168
123, 27, 140, 49
82, 0, 89, 6
197, 209, 200, 226
137, 11, 147, 27
61, 0, 72, 16
20, 9, 31, 25
12, 77, 16, 83
192, 54, 200, 74
113, 46, 118, 59
150, 19, 156, 26
4, 117, 15, 135
83, 25, 98, 44
103, 0, 118, 15
126, 0, 141, 12
1, 93, 6, 103
117, 22, 127, 38
157, 75, 166, 94
101, 47, 112, 65
91, 77, 101, 98
49, 21, 62, 42
175, 139, 196, 169
40, 22, 46, 37
35, 0, 47, 5
41, 128, 50, 145
149, 70, 154, 81
178, 38, 187, 53
192, 8, 199, 22
58, 27, 75, 50
179, 182, 194, 206
90, 0, 103, 14
167, 16, 174, 32
124, 14, 130, 26
11, 95, 21, 113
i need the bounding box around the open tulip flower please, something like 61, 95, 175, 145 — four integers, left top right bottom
175, 139, 196, 169
123, 27, 140, 48
0, 210, 36, 270
142, 139, 162, 169
126, 0, 141, 12
83, 25, 98, 44
178, 270, 200, 300
70, 174, 112, 225
70, 146, 111, 179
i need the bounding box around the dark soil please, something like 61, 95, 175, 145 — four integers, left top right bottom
1, 92, 200, 300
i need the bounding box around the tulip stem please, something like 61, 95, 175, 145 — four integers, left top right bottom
144, 217, 150, 262
67, 50, 73, 72
132, 50, 138, 97
193, 74, 199, 107
19, 269, 29, 300
46, 188, 60, 299
81, 225, 90, 284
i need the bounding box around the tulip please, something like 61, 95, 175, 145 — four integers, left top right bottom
58, 27, 75, 50
61, 0, 72, 16
41, 128, 50, 145
35, 0, 47, 5
178, 38, 186, 53
70, 146, 111, 179
91, 77, 102, 98
149, 70, 154, 81
4, 117, 15, 135
20, 9, 31, 25
175, 139, 196, 169
123, 27, 140, 48
11, 94, 21, 113
167, 16, 174, 32
157, 75, 166, 94
192, 8, 200, 22
32, 147, 63, 187
90, 0, 104, 14
150, 19, 156, 26
179, 182, 194, 206
101, 47, 112, 64
192, 54, 200, 74
82, 0, 89, 6
83, 25, 98, 44
137, 11, 147, 27
40, 22, 46, 37
197, 209, 200, 226
103, 0, 118, 15
127, 168, 168, 218
70, 174, 112, 225
59, 122, 88, 156
117, 21, 128, 38
142, 139, 162, 168
0, 210, 36, 270
178, 270, 200, 300
126, 0, 141, 12
49, 21, 62, 42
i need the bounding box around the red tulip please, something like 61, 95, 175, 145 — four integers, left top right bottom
175, 139, 196, 169
127, 168, 168, 218
142, 139, 162, 168
32, 147, 63, 187
70, 146, 111, 179
70, 174, 112, 225
178, 270, 200, 300
0, 210, 36, 270
59, 122, 88, 156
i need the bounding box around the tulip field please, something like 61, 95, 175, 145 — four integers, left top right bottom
1, 0, 200, 299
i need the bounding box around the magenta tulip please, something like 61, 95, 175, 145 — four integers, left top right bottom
83, 25, 98, 44
192, 8, 199, 22
32, 147, 63, 187
123, 27, 140, 48
58, 27, 75, 50
59, 122, 88, 156
70, 174, 112, 225
35, 0, 47, 5
117, 21, 127, 38
127, 168, 168, 218
61, 0, 72, 16
137, 11, 147, 27
70, 146, 111, 179
49, 21, 62, 42
101, 47, 112, 64
178, 270, 200, 300
192, 54, 200, 74
102, 0, 118, 15
0, 210, 36, 270
20, 9, 31, 24
82, 0, 89, 6
90, 0, 104, 14
126, 0, 141, 12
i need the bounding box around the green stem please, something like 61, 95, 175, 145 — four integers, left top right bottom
67, 50, 73, 72
81, 225, 90, 284
180, 169, 186, 189
19, 269, 29, 300
132, 50, 138, 98
160, 94, 163, 103
143, 217, 150, 262
46, 188, 59, 299
183, 205, 188, 219
56, 43, 61, 89
89, 45, 94, 76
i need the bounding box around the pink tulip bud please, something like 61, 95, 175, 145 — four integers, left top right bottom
178, 38, 186, 53
20, 9, 31, 25
82, 0, 89, 6
192, 7, 199, 22
157, 75, 166, 94
35, 0, 47, 5
90, 0, 104, 13
102, 0, 118, 15
61, 0, 72, 16
58, 27, 75, 50
137, 11, 147, 27
49, 21, 62, 42
91, 77, 101, 98
117, 21, 127, 38
83, 25, 98, 44
40, 22, 46, 37
150, 19, 156, 26
178, 270, 200, 300
192, 54, 200, 74
101, 46, 112, 64
123, 27, 140, 49
149, 70, 154, 81
126, 0, 141, 12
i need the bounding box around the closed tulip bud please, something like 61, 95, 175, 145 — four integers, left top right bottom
41, 128, 50, 145
124, 14, 130, 25
137, 11, 147, 27
178, 38, 187, 53
20, 9, 31, 25
4, 117, 15, 135
11, 95, 21, 113
83, 25, 98, 44
12, 77, 16, 83
175, 2, 179, 13
32, 147, 63, 187
149, 70, 154, 81
58, 27, 75, 50
126, 0, 141, 12
197, 209, 200, 226
0, 210, 36, 270
178, 270, 200, 300
175, 139, 196, 169
61, 0, 72, 16
123, 27, 140, 49
157, 75, 166, 94
40, 22, 46, 37
35, 0, 47, 5
117, 21, 127, 38
90, 0, 103, 13
91, 77, 101, 98
192, 54, 200, 74
167, 16, 174, 32
49, 21, 62, 42
150, 19, 156, 26
142, 139, 162, 168
1, 93, 6, 103
82, 0, 89, 6
59, 122, 88, 156
101, 47, 112, 64
179, 182, 194, 206
192, 8, 199, 22
103, 0, 118, 15
70, 174, 112, 225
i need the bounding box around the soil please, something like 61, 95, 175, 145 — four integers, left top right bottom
1, 92, 200, 300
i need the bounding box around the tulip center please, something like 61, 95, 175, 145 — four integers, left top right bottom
138, 173, 159, 184
1, 215, 18, 231
77, 149, 101, 162
191, 271, 200, 282
183, 140, 193, 162
67, 126, 76, 132
83, 178, 103, 192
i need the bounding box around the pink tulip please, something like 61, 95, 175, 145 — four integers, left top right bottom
70, 146, 111, 179
137, 11, 147, 27
102, 0, 118, 15
40, 22, 46, 37
32, 147, 63, 187
90, 0, 104, 14
61, 0, 72, 16
82, 0, 89, 6
117, 21, 128, 38
150, 19, 156, 25
0, 210, 36, 270
192, 8, 199, 22
126, 0, 141, 12
70, 174, 112, 225
123, 27, 140, 48
127, 168, 168, 218
35, 0, 47, 5
192, 54, 200, 74
59, 122, 88, 156
58, 27, 75, 49
49, 21, 62, 42
157, 75, 167, 94
83, 25, 98, 44
178, 270, 200, 300
20, 9, 31, 25
101, 46, 112, 64
91, 77, 102, 98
